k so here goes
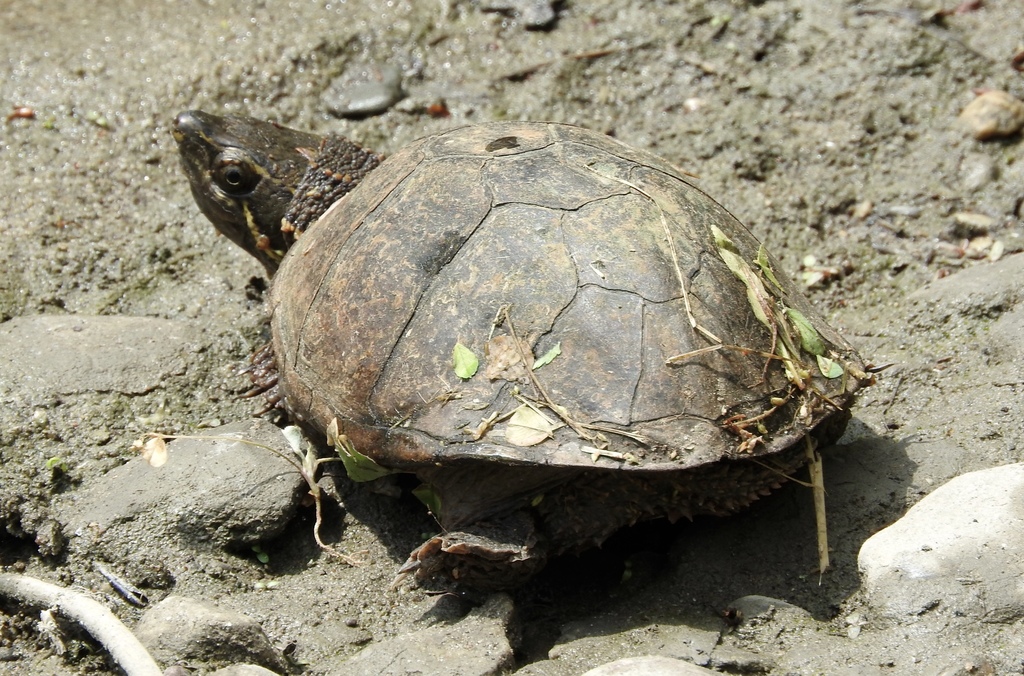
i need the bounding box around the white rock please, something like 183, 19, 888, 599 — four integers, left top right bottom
581, 656, 717, 676
858, 463, 1024, 621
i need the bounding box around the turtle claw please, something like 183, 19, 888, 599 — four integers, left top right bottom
239, 342, 285, 413
389, 563, 418, 591
397, 557, 421, 575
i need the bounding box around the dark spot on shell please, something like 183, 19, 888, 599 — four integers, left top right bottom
417, 230, 469, 276
486, 136, 520, 152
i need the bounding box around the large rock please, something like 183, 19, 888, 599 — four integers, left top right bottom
135, 595, 287, 673
59, 418, 305, 550
858, 463, 1024, 622
0, 315, 194, 397
325, 594, 515, 676
907, 253, 1024, 363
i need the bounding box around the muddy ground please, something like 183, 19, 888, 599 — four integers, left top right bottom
1, 0, 1023, 674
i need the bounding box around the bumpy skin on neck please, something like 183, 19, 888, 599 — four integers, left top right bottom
173, 110, 381, 275
282, 135, 382, 238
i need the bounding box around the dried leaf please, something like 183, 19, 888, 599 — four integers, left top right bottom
505, 405, 557, 447
785, 308, 826, 356
776, 340, 807, 390
452, 341, 479, 379
463, 411, 499, 440
805, 437, 829, 575
532, 342, 561, 370
483, 334, 526, 380
141, 436, 167, 468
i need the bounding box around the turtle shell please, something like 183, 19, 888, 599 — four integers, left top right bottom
268, 121, 868, 578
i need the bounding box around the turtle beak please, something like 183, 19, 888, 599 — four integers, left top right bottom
171, 110, 206, 145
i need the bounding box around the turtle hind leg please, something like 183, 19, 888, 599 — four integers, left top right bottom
397, 511, 548, 591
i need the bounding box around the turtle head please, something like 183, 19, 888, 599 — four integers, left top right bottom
173, 110, 322, 275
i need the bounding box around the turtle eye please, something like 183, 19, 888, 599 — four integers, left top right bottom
213, 155, 259, 196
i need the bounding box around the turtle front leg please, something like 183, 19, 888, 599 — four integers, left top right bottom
242, 342, 284, 413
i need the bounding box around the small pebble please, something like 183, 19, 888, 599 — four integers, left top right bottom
852, 200, 873, 219
481, 0, 557, 29
952, 211, 995, 232
959, 153, 998, 191
958, 90, 1024, 140
885, 205, 922, 218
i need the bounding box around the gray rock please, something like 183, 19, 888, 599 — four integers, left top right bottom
727, 595, 812, 622
858, 463, 1024, 622
136, 596, 287, 673
322, 63, 404, 118
543, 615, 720, 673
908, 253, 1023, 319
0, 315, 194, 397
989, 298, 1024, 363
59, 418, 305, 549
904, 252, 1024, 367
324, 594, 514, 676
581, 656, 717, 676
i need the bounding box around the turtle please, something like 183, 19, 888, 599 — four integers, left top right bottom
173, 111, 872, 589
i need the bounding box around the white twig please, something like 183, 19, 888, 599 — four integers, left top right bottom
0, 573, 163, 676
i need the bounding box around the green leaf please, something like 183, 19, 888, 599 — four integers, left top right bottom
452, 341, 479, 379
711, 223, 741, 260
532, 342, 561, 370
328, 422, 394, 482
755, 245, 784, 293
336, 442, 393, 482
252, 545, 270, 564
413, 484, 443, 516
44, 456, 67, 472
817, 354, 844, 379
784, 308, 826, 356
